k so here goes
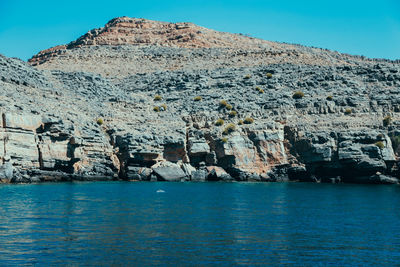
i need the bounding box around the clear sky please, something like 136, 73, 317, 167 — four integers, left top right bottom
0, 0, 399, 61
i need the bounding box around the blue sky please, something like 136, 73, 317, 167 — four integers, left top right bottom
0, 0, 399, 61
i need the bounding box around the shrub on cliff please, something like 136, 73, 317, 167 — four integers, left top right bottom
238, 119, 244, 125
266, 73, 273, 79
215, 119, 224, 126
221, 137, 228, 143
194, 96, 202, 101
244, 117, 254, 124
292, 91, 304, 99
225, 104, 233, 110
244, 74, 252, 79
383, 115, 392, 127
153, 106, 160, 112
326, 95, 333, 101
375, 141, 385, 149
160, 104, 167, 111
229, 111, 237, 117
96, 118, 104, 125
154, 95, 162, 101
256, 86, 264, 93
219, 100, 228, 107
223, 123, 236, 135
344, 108, 352, 115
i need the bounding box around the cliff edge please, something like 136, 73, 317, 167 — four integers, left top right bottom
0, 17, 399, 184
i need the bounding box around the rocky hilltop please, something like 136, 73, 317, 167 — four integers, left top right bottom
28, 17, 390, 77
1, 17, 400, 184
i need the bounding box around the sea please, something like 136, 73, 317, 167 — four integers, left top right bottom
0, 182, 399, 266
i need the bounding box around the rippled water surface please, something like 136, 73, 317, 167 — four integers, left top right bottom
0, 182, 400, 266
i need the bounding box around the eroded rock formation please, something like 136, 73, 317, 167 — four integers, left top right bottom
0, 17, 399, 184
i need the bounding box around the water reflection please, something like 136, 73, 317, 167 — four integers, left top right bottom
0, 182, 400, 265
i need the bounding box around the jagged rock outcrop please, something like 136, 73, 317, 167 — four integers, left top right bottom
28, 17, 395, 78
286, 128, 398, 183
0, 17, 400, 184
0, 112, 119, 182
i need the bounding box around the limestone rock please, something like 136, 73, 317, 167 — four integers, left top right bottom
191, 170, 207, 181
3, 113, 43, 131
206, 166, 232, 181
0, 17, 399, 184
152, 162, 187, 181
188, 141, 210, 156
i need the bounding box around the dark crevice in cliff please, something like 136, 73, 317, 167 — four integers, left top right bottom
2, 114, 6, 164
35, 124, 45, 170
203, 132, 224, 166
185, 125, 190, 162
106, 130, 127, 180
283, 126, 300, 163
114, 142, 127, 180
208, 135, 237, 177
36, 135, 43, 169
163, 143, 186, 163
283, 126, 315, 181
63, 140, 80, 174
103, 129, 123, 180
1, 114, 5, 130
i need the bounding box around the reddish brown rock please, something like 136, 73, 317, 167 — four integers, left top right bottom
28, 17, 370, 77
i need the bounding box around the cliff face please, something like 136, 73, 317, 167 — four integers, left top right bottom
1, 17, 400, 184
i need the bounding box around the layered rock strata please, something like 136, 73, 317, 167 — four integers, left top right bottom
29, 17, 394, 78
0, 17, 399, 184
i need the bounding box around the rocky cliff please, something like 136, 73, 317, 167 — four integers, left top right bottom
1, 17, 400, 184
28, 17, 393, 77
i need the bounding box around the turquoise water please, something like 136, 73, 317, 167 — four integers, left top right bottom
0, 182, 400, 266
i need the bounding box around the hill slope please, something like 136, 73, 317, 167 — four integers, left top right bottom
28, 17, 389, 78
0, 17, 399, 184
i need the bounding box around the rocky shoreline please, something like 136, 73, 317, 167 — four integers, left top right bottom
1, 17, 400, 184
0, 111, 399, 185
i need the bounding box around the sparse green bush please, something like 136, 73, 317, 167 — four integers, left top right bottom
229, 111, 237, 117
266, 73, 273, 79
292, 91, 305, 99
215, 119, 224, 126
244, 117, 254, 124
219, 100, 228, 107
344, 108, 352, 115
194, 96, 202, 101
375, 141, 385, 149
326, 95, 333, 101
153, 106, 160, 112
244, 74, 252, 79
223, 123, 236, 135
221, 137, 228, 143
96, 118, 104, 125
154, 95, 162, 101
226, 104, 233, 110
383, 115, 392, 127
238, 120, 244, 125
160, 104, 167, 111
